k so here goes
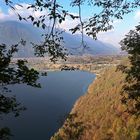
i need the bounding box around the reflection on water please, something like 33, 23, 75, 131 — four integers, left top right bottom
0, 71, 95, 140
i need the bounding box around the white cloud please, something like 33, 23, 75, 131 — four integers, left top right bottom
0, 4, 125, 47
0, 3, 79, 32
134, 10, 140, 20
113, 20, 122, 24
59, 17, 79, 32
14, 3, 46, 18
0, 7, 10, 20
0, 3, 47, 21
97, 30, 125, 48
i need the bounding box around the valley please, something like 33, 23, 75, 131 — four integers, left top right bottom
14, 55, 123, 75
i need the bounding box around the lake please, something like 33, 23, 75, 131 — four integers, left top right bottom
1, 71, 95, 140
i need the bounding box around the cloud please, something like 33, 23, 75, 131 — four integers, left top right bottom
59, 16, 80, 32
134, 10, 140, 20
0, 4, 124, 47
14, 3, 46, 18
0, 3, 47, 21
97, 29, 125, 48
0, 8, 10, 20
0, 3, 80, 33
0, 3, 79, 30
113, 20, 122, 24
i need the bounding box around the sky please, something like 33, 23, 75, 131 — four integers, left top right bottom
0, 0, 140, 47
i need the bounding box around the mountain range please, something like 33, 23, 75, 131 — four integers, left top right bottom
0, 21, 120, 57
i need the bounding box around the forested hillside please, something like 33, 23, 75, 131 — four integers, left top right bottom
51, 66, 140, 140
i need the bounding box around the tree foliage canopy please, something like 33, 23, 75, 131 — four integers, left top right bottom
0, 41, 40, 116
118, 24, 140, 115
0, 42, 40, 139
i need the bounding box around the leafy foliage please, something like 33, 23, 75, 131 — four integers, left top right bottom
4, 0, 78, 58
32, 31, 67, 63
118, 24, 140, 115
0, 42, 40, 139
0, 94, 26, 118
70, 0, 140, 39
0, 43, 40, 88
0, 127, 12, 140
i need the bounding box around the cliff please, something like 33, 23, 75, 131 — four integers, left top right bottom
51, 66, 140, 140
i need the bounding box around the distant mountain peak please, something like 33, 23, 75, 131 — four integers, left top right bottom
0, 21, 120, 57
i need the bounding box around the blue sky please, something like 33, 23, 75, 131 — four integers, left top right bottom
0, 0, 140, 47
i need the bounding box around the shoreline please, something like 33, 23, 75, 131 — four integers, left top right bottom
51, 66, 140, 140
50, 69, 100, 140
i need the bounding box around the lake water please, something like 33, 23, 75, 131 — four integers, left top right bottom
1, 71, 95, 140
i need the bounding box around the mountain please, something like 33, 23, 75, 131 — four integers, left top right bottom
0, 21, 120, 57
0, 21, 42, 57
66, 34, 120, 55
